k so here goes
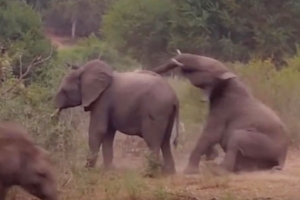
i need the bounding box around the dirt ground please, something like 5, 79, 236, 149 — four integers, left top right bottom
106, 134, 300, 200
43, 28, 77, 50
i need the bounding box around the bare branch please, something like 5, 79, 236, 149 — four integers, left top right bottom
65, 62, 80, 70
19, 54, 23, 79
0, 46, 54, 96
0, 46, 8, 56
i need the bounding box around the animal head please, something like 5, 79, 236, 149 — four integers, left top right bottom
21, 145, 57, 200
0, 121, 58, 200
54, 59, 113, 113
153, 53, 237, 95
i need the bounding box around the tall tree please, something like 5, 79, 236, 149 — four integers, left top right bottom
102, 0, 173, 67
45, 0, 114, 38
102, 0, 300, 66
0, 0, 55, 83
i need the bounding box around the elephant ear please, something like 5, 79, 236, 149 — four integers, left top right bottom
80, 61, 113, 108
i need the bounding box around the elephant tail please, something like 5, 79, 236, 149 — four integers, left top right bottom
172, 104, 180, 149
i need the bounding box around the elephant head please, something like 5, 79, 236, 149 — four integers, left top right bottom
20, 145, 57, 200
0, 121, 58, 200
152, 53, 237, 96
53, 59, 113, 116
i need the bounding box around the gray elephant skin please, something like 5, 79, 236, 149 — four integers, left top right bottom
53, 59, 180, 174
0, 121, 57, 200
152, 53, 290, 174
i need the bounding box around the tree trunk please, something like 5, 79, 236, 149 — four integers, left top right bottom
71, 19, 77, 39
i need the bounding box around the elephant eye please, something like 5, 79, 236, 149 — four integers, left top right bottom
37, 171, 47, 179
182, 67, 196, 73
62, 88, 70, 99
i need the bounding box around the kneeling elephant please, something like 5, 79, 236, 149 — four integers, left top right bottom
152, 53, 290, 174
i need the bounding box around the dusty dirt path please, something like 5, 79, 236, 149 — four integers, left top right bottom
113, 135, 300, 200
43, 28, 76, 50
171, 150, 300, 200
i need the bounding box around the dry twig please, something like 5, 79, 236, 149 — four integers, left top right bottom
0, 46, 54, 96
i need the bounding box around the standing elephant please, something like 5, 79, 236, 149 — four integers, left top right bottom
151, 53, 290, 174
51, 59, 180, 174
0, 121, 57, 200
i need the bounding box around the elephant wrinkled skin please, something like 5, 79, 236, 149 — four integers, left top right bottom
0, 121, 57, 200
53, 59, 180, 174
152, 53, 290, 174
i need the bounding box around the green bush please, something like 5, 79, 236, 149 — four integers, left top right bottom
229, 56, 300, 142
0, 0, 56, 83
58, 34, 139, 71
102, 0, 173, 67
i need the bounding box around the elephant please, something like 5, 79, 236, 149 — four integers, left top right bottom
51, 59, 181, 174
151, 53, 290, 174
0, 121, 57, 200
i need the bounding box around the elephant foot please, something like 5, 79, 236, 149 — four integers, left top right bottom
183, 165, 199, 175
85, 152, 99, 168
207, 163, 230, 176
271, 165, 282, 172
162, 165, 176, 175
101, 163, 117, 171
85, 160, 97, 169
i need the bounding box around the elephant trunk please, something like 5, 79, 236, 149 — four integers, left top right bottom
50, 92, 64, 118
152, 59, 182, 74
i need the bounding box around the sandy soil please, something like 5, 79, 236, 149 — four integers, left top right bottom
104, 134, 300, 200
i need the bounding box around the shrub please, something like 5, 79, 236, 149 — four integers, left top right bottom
58, 34, 139, 71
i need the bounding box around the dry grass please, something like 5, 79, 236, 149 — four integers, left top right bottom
8, 132, 300, 200
59, 145, 300, 200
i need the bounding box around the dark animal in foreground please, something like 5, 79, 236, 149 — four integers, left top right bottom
152, 53, 290, 174
0, 121, 57, 200
51, 59, 180, 174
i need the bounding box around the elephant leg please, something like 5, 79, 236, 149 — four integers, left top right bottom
234, 153, 277, 172
142, 120, 166, 172
221, 129, 286, 172
85, 120, 107, 168
101, 129, 116, 170
86, 133, 105, 168
205, 145, 219, 161
161, 139, 176, 174
160, 112, 176, 174
0, 184, 7, 200
184, 137, 218, 174
144, 140, 161, 164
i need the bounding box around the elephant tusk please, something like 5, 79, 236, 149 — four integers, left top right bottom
171, 58, 184, 67
50, 109, 61, 118
219, 72, 237, 80
176, 49, 182, 54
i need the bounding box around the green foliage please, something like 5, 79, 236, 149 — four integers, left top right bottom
230, 55, 300, 142
44, 0, 114, 37
59, 34, 139, 71
102, 0, 300, 66
102, 0, 173, 67
24, 0, 51, 12
0, 0, 56, 82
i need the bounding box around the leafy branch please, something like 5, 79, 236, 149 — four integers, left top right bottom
0, 46, 54, 97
